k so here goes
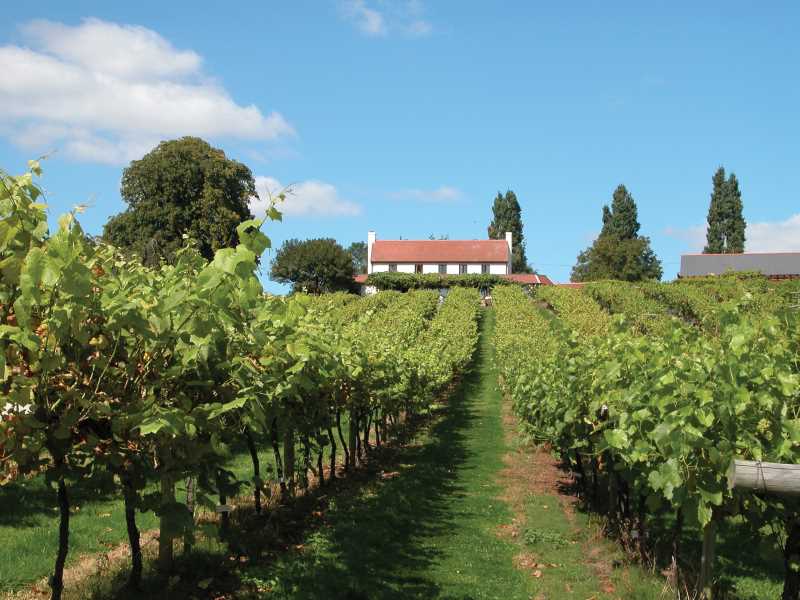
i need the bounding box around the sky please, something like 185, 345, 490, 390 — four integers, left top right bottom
1, 1, 799, 290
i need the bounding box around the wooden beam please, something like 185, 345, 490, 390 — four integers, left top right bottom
730, 460, 800, 496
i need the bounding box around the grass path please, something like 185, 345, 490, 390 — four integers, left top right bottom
245, 309, 536, 599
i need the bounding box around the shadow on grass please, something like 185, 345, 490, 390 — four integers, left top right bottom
237, 336, 487, 599
555, 465, 784, 599
94, 317, 488, 600
0, 474, 118, 528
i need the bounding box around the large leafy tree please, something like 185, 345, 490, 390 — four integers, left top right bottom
271, 238, 355, 294
487, 190, 532, 273
346, 241, 368, 274
103, 137, 256, 265
572, 184, 662, 282
704, 166, 746, 254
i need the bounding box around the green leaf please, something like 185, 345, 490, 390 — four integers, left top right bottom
697, 501, 713, 527
603, 428, 628, 450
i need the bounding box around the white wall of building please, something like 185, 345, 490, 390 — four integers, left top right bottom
371, 262, 507, 274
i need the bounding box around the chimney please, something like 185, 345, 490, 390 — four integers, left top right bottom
505, 231, 513, 274
367, 230, 376, 274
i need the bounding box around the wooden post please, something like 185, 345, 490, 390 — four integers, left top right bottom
283, 427, 295, 495
729, 460, 800, 496
158, 472, 175, 572
699, 518, 717, 599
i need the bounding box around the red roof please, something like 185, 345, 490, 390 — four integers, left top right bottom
371, 240, 509, 263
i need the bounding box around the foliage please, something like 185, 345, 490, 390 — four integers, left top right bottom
487, 189, 531, 273
365, 271, 517, 291
270, 238, 356, 294
704, 166, 746, 254
536, 286, 610, 336
493, 284, 800, 596
346, 241, 368, 274
572, 185, 662, 282
1, 161, 482, 598
102, 137, 260, 266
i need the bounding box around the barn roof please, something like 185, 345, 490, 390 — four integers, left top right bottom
680, 252, 800, 278
371, 239, 509, 263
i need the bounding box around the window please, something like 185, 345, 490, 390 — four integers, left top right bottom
481, 264, 489, 274
415, 264, 423, 274
459, 264, 468, 274
438, 264, 447, 274
389, 264, 397, 272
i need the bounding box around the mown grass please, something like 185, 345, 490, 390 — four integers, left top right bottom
235, 309, 538, 599
0, 432, 340, 595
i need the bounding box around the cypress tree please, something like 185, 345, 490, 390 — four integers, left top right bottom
703, 166, 746, 253
704, 167, 728, 253
487, 190, 532, 273
725, 173, 746, 253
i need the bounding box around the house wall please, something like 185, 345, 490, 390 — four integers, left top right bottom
370, 262, 508, 274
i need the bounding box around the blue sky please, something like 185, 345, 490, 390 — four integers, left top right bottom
2, 1, 799, 289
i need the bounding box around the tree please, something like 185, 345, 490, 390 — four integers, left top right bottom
704, 166, 746, 254
271, 238, 355, 294
487, 190, 531, 273
572, 184, 662, 282
103, 137, 256, 266
347, 241, 368, 274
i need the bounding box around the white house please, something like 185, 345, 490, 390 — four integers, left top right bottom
367, 230, 513, 276
355, 231, 553, 291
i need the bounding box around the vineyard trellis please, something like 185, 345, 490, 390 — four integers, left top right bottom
0, 163, 481, 599
494, 283, 800, 599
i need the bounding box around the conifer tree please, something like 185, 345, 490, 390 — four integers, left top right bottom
704, 167, 728, 253
725, 173, 746, 253
704, 166, 746, 253
487, 190, 532, 273
572, 184, 662, 282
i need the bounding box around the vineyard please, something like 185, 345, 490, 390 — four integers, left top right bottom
498, 278, 800, 598
3, 160, 800, 600
0, 164, 480, 599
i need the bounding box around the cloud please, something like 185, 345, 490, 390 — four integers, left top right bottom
747, 214, 800, 252
339, 1, 432, 37
253, 176, 362, 217
0, 18, 293, 164
340, 0, 386, 36
664, 214, 800, 252
389, 186, 461, 202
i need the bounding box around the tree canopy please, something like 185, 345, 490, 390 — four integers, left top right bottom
102, 137, 256, 266
572, 184, 662, 282
347, 241, 368, 274
487, 190, 531, 273
704, 166, 746, 254
271, 238, 355, 294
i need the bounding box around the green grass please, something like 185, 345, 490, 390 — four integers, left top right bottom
237, 309, 537, 599
0, 433, 338, 594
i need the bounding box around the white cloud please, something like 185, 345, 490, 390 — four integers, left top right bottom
339, 1, 433, 37
389, 186, 461, 202
0, 18, 293, 164
747, 214, 800, 252
253, 176, 362, 217
664, 214, 800, 253
340, 1, 386, 36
